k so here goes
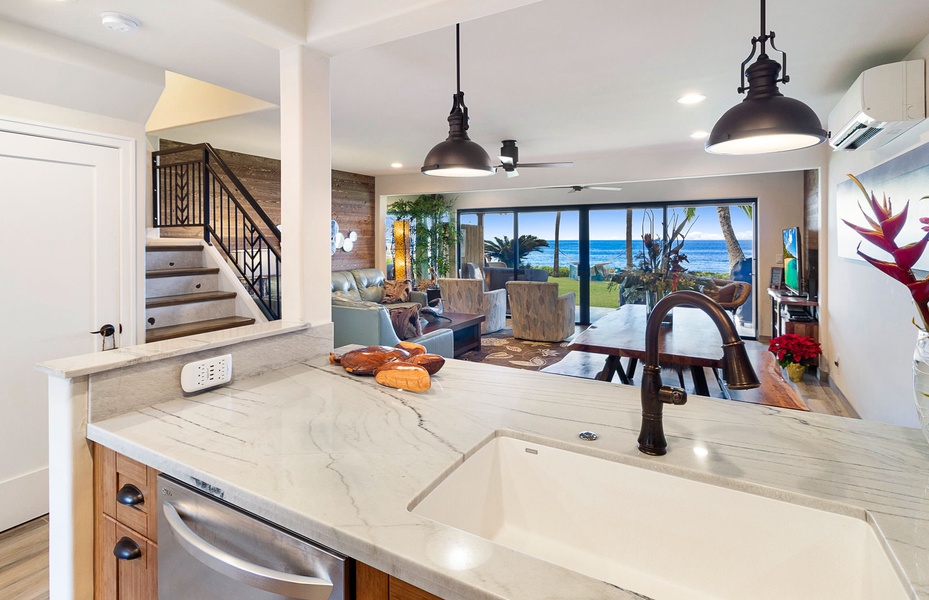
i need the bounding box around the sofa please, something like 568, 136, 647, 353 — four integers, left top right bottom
331, 268, 428, 307
331, 269, 453, 357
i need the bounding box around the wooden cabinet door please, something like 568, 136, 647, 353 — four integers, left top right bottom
94, 444, 159, 600
95, 515, 157, 600
356, 561, 443, 600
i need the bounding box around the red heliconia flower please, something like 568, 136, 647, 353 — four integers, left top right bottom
843, 174, 929, 330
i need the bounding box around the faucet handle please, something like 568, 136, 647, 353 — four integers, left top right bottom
658, 386, 687, 405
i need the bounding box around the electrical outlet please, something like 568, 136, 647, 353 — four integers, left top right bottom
181, 354, 232, 393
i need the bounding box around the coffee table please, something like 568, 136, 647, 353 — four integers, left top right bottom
423, 312, 485, 357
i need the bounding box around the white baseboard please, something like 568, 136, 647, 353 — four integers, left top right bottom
0, 467, 49, 532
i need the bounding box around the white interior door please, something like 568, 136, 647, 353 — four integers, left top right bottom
0, 131, 120, 532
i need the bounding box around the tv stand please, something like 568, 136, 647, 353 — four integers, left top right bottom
768, 287, 818, 340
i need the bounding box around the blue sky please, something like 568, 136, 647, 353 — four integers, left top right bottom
466, 205, 753, 242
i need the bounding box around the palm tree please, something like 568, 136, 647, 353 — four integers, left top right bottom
553, 212, 562, 274
718, 205, 751, 272
484, 235, 549, 268
626, 210, 633, 268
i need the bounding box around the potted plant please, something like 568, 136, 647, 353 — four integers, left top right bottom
388, 194, 457, 288
609, 210, 700, 315
768, 333, 822, 382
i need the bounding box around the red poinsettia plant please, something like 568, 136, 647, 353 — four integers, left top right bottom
768, 334, 822, 368
842, 174, 929, 330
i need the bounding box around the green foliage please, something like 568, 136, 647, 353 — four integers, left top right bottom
539, 265, 570, 278
551, 277, 618, 309
484, 234, 549, 268
609, 209, 700, 305
388, 194, 457, 282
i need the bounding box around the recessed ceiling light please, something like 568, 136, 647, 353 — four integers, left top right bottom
390, 162, 403, 169
690, 131, 710, 140
678, 93, 706, 105
101, 12, 140, 33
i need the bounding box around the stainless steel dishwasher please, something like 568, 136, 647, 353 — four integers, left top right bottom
157, 475, 350, 600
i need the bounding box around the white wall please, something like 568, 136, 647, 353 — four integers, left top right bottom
824, 34, 929, 426
0, 27, 163, 530
379, 150, 811, 339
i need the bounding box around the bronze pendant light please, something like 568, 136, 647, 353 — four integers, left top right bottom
422, 23, 495, 177
705, 0, 827, 155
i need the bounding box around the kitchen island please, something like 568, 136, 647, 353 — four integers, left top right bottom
43, 324, 929, 599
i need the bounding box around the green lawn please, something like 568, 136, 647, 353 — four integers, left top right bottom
550, 277, 619, 309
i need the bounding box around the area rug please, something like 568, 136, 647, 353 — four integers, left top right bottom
458, 329, 573, 371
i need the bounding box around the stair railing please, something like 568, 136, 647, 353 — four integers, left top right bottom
152, 143, 281, 320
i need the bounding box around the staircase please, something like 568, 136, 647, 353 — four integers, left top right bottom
145, 243, 256, 342
152, 142, 282, 322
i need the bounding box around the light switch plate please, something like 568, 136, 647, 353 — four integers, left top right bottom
181, 354, 232, 393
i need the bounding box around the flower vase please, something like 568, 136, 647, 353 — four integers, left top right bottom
913, 330, 929, 444
786, 362, 806, 382
644, 289, 672, 326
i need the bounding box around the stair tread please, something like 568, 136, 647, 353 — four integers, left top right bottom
146, 316, 256, 343
146, 291, 237, 308
146, 267, 220, 279
146, 244, 203, 252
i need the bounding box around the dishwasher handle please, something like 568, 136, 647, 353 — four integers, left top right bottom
162, 502, 334, 600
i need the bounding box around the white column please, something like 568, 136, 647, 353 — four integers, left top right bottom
47, 375, 93, 600
280, 45, 332, 326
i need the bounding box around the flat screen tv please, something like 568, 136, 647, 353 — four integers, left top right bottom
782, 227, 803, 295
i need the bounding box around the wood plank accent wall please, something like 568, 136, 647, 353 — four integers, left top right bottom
803, 168, 820, 295
331, 170, 376, 272
803, 169, 819, 252
159, 140, 376, 270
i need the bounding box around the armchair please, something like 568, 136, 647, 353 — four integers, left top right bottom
705, 281, 752, 317
506, 281, 575, 342
331, 299, 454, 358
436, 278, 506, 334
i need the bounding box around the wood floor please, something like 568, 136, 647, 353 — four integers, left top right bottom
0, 516, 49, 600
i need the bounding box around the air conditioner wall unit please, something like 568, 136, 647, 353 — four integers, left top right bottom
828, 59, 925, 151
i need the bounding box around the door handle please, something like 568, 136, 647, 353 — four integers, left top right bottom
162, 502, 333, 600
116, 484, 144, 507
113, 536, 142, 561
90, 324, 116, 337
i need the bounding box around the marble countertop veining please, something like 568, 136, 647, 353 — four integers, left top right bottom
87, 355, 929, 599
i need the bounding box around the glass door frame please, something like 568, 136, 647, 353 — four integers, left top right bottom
458, 197, 757, 336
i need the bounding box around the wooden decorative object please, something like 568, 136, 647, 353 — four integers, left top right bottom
770, 267, 784, 290
373, 362, 431, 392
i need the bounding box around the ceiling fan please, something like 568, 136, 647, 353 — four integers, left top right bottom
496, 139, 573, 178
546, 184, 624, 193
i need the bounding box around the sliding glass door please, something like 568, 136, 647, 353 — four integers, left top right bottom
666, 202, 756, 337
457, 198, 757, 337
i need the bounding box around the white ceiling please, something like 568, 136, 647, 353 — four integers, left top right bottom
3, 0, 929, 178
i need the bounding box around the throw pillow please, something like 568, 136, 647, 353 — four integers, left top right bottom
389, 303, 423, 341
383, 279, 411, 303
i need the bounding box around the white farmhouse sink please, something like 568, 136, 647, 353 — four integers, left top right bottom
410, 434, 910, 600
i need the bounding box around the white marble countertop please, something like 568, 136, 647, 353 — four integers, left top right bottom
38, 321, 309, 378
87, 355, 929, 599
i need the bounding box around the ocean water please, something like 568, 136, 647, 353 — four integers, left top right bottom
521, 239, 753, 275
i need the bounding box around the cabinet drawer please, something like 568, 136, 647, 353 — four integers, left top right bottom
94, 445, 159, 542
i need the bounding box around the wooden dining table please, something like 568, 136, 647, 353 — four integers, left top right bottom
568, 304, 726, 396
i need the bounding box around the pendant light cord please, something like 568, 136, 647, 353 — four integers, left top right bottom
456, 23, 461, 94
759, 0, 767, 54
